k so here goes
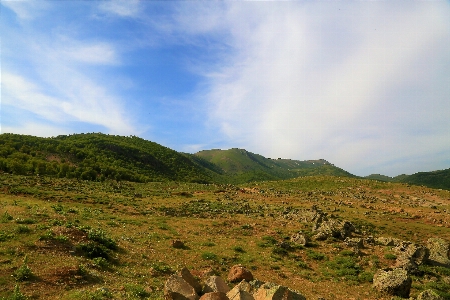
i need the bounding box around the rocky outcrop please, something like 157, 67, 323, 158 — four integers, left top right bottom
427, 238, 450, 267
228, 265, 254, 283
375, 236, 401, 246
372, 268, 412, 298
180, 267, 203, 294
312, 218, 355, 240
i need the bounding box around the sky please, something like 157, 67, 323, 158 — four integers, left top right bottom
2, 1, 450, 177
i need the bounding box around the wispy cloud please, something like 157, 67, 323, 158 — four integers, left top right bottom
98, 0, 141, 18
183, 2, 450, 176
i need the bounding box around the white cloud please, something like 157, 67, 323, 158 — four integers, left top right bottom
194, 2, 450, 176
62, 43, 118, 65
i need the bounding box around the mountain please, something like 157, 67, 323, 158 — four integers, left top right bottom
194, 148, 356, 183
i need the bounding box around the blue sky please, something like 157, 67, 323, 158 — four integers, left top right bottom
2, 1, 450, 177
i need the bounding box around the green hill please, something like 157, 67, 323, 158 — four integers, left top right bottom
395, 168, 450, 190
194, 148, 355, 182
0, 133, 213, 183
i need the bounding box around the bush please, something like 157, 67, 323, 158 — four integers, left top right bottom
77, 242, 110, 259
384, 253, 397, 260
306, 250, 327, 261
201, 252, 217, 261
87, 228, 117, 250
14, 264, 33, 281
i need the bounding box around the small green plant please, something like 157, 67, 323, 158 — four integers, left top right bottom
1, 212, 13, 223
14, 258, 33, 282
150, 262, 173, 275
0, 231, 15, 242
125, 284, 151, 299
296, 260, 309, 269
201, 241, 216, 247
15, 225, 31, 234
201, 252, 218, 261
87, 228, 117, 250
77, 242, 110, 259
384, 253, 397, 260
15, 218, 36, 225
8, 284, 27, 300
92, 257, 109, 269
257, 236, 277, 248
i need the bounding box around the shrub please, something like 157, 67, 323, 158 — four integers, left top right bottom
14, 264, 33, 282
87, 229, 117, 250
15, 225, 31, 234
306, 250, 327, 261
77, 242, 109, 259
201, 252, 217, 261
233, 246, 246, 253
125, 284, 150, 299
9, 285, 27, 300
384, 253, 397, 260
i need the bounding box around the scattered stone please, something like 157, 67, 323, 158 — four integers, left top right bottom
416, 289, 444, 300
172, 240, 186, 249
312, 218, 355, 240
427, 238, 450, 267
228, 265, 253, 283
375, 237, 400, 246
372, 268, 412, 298
199, 292, 230, 300
290, 232, 309, 246
226, 280, 254, 300
253, 282, 306, 300
164, 274, 199, 300
204, 276, 230, 294
180, 267, 202, 294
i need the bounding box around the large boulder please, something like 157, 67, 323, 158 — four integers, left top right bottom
375, 237, 401, 246
253, 282, 305, 300
204, 276, 230, 294
199, 292, 230, 300
180, 267, 202, 294
228, 265, 253, 283
226, 280, 254, 300
164, 274, 199, 300
417, 289, 444, 300
372, 268, 412, 298
427, 238, 450, 267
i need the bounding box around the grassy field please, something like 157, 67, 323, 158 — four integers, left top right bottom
1, 174, 450, 299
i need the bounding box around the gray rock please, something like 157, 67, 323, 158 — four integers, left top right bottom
344, 237, 364, 249
372, 268, 412, 298
416, 289, 444, 300
204, 276, 230, 294
427, 238, 450, 267
226, 280, 254, 300
395, 243, 429, 274
375, 237, 401, 246
290, 232, 309, 246
312, 218, 355, 240
164, 274, 199, 300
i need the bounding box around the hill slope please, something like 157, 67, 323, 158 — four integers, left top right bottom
0, 133, 214, 183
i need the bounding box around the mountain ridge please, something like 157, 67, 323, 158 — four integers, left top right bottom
0, 132, 448, 189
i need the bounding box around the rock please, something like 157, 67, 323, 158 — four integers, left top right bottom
253, 282, 306, 300
164, 274, 199, 300
228, 265, 253, 283
427, 238, 450, 267
344, 237, 364, 249
417, 289, 444, 300
395, 243, 428, 274
372, 268, 412, 298
375, 237, 401, 246
180, 267, 202, 294
290, 232, 309, 246
226, 280, 254, 300
172, 240, 186, 249
204, 276, 230, 294
312, 218, 355, 240
199, 292, 230, 300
